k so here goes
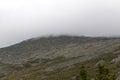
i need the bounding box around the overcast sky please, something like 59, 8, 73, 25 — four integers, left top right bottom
0, 0, 120, 47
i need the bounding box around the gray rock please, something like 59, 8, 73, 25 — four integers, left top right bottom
116, 75, 120, 80
111, 55, 120, 63
71, 76, 76, 80
95, 60, 105, 66
0, 66, 8, 74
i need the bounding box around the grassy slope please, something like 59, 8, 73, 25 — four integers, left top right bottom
0, 52, 120, 80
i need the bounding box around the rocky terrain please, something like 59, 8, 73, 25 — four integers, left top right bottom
0, 36, 119, 80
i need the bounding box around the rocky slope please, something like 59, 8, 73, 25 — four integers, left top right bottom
0, 36, 119, 80
0, 36, 117, 64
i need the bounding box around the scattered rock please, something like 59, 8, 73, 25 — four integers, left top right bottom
45, 57, 92, 71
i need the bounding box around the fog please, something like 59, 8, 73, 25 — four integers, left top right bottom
0, 0, 120, 47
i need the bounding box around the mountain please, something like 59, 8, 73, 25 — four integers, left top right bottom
0, 36, 119, 80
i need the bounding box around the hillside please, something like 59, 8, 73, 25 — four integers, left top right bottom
0, 36, 119, 80
0, 36, 110, 64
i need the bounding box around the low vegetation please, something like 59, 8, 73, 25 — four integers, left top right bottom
76, 65, 117, 80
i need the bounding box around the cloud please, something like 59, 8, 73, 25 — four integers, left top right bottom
0, 0, 120, 47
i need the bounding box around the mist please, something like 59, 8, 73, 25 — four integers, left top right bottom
0, 0, 120, 47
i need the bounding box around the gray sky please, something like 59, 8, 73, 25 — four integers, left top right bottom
0, 0, 120, 47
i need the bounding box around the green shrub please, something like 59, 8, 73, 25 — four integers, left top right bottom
76, 65, 117, 80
